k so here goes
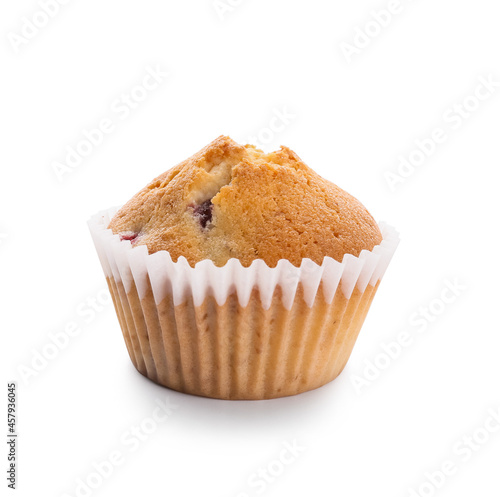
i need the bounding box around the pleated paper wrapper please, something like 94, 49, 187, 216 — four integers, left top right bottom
89, 207, 399, 400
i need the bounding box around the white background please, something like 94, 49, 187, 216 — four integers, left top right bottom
1, 0, 500, 496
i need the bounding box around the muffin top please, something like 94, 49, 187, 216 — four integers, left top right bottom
109, 136, 382, 267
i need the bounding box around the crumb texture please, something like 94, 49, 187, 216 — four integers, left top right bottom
109, 136, 382, 267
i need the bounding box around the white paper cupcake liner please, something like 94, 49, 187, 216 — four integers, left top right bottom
88, 207, 399, 399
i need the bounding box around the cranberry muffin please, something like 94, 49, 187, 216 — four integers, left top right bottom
89, 136, 398, 399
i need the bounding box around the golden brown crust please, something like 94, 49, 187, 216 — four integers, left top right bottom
109, 136, 382, 267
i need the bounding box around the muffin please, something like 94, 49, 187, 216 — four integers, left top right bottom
89, 136, 399, 400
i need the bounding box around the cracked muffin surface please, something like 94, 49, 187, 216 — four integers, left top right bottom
109, 135, 382, 267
